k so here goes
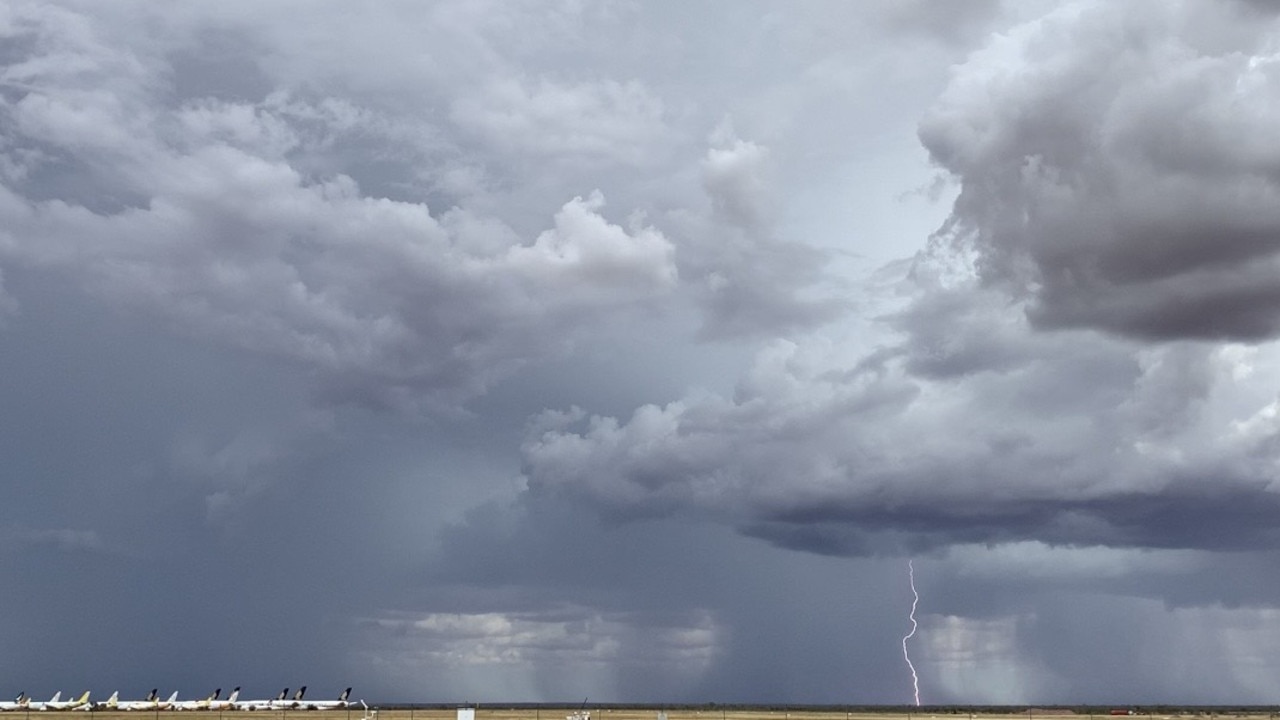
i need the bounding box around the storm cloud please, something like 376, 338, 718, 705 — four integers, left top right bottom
919, 0, 1280, 340
522, 0, 1280, 553
5, 0, 1280, 708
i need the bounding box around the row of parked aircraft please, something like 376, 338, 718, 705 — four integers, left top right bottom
0, 688, 355, 712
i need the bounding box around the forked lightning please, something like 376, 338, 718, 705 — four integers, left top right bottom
902, 559, 921, 706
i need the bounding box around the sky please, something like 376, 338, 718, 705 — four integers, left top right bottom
3, 0, 1280, 707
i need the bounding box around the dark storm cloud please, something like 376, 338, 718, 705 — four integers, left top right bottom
518, 0, 1280, 561
359, 496, 923, 703
522, 251, 1280, 559
0, 0, 876, 703
0, 275, 331, 694
906, 544, 1280, 701
11, 0, 1280, 706
0, 2, 685, 412
919, 0, 1280, 341
0, 275, 500, 699
0, 0, 856, 410
747, 480, 1280, 555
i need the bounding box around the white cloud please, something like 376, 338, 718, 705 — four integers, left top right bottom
353, 606, 722, 700
523, 266, 1280, 553
945, 542, 1209, 581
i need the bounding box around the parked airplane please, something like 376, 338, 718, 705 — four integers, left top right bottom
153, 692, 180, 711
25, 692, 61, 712
209, 689, 240, 712
271, 687, 307, 710
39, 691, 89, 711
113, 690, 161, 711
9, 686, 349, 712
235, 688, 289, 711
80, 692, 118, 712
174, 689, 221, 711
301, 689, 353, 711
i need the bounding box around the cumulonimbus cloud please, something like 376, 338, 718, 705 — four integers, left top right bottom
521, 0, 1280, 555
522, 287, 1280, 554
0, 0, 851, 410
919, 0, 1280, 341
0, 2, 680, 410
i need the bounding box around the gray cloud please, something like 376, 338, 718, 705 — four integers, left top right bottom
919, 0, 1280, 340
0, 2, 682, 410
0, 0, 855, 411
520, 0, 1280, 559
9, 0, 1280, 706
676, 126, 846, 339
522, 253, 1280, 555
0, 526, 106, 553
880, 0, 1006, 45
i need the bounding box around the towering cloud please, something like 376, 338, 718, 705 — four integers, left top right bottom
919, 0, 1280, 340
522, 0, 1280, 556
0, 2, 680, 410
8, 0, 1280, 706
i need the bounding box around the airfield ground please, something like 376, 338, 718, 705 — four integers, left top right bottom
48, 709, 1280, 720
361, 711, 1280, 720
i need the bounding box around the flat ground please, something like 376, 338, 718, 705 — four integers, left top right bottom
44, 710, 1280, 720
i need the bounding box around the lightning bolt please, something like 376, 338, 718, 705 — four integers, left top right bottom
902, 559, 921, 706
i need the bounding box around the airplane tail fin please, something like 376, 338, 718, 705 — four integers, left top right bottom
76, 692, 90, 705
147, 690, 158, 702
107, 692, 119, 707
13, 693, 25, 704
166, 692, 178, 704
49, 692, 62, 704
294, 687, 306, 701
209, 689, 222, 701
228, 689, 240, 703
339, 689, 351, 702
277, 689, 288, 702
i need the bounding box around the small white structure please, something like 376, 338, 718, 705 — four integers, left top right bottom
458, 708, 476, 720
